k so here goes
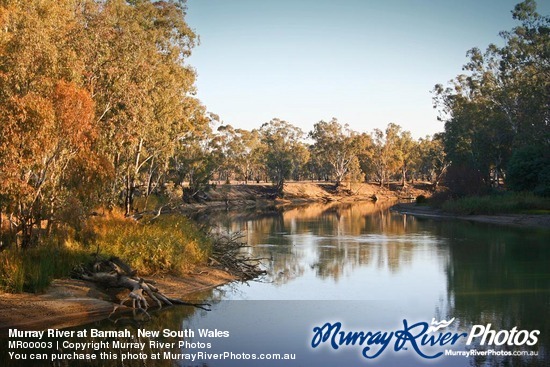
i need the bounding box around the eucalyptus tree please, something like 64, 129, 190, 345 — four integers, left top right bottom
367, 123, 402, 187
395, 130, 419, 187
0, 0, 102, 246
0, 0, 204, 246
80, 0, 200, 214
260, 119, 306, 196
309, 118, 362, 187
170, 113, 218, 203
353, 133, 375, 181
211, 124, 237, 183
233, 128, 264, 184
433, 0, 549, 192
416, 134, 450, 189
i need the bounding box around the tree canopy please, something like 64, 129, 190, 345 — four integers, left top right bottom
0, 0, 204, 246
433, 0, 549, 194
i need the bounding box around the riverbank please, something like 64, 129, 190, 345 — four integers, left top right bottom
0, 267, 235, 334
391, 202, 550, 228
0, 183, 431, 333
180, 181, 432, 213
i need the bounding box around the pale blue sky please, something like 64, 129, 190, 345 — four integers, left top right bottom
185, 0, 549, 138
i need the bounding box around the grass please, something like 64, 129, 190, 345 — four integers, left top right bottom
441, 192, 550, 215
88, 212, 210, 276
0, 240, 89, 293
0, 210, 211, 293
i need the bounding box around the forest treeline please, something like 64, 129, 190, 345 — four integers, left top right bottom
0, 0, 548, 249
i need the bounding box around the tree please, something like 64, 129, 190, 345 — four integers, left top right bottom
235, 129, 264, 184
260, 119, 306, 196
354, 133, 374, 181
0, 81, 98, 246
395, 130, 418, 187
432, 0, 549, 193
506, 146, 550, 194
170, 112, 218, 203
365, 123, 402, 187
309, 118, 361, 187
81, 0, 199, 215
0, 0, 204, 246
210, 125, 264, 184
0, 1, 104, 246
416, 134, 450, 189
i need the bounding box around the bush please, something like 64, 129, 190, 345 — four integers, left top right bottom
416, 195, 428, 204
506, 145, 549, 193
444, 164, 488, 197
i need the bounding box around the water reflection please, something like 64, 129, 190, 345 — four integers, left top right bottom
441, 222, 550, 366
2, 202, 548, 367
206, 201, 445, 286
202, 201, 549, 366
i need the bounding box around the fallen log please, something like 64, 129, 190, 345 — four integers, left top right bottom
73, 257, 210, 315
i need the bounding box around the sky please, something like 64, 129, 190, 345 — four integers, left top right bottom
184, 0, 549, 138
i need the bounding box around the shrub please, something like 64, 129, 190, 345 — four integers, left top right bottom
416, 195, 428, 204
0, 212, 212, 293
444, 164, 487, 197
506, 145, 549, 193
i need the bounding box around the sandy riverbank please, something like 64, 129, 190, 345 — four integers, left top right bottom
391, 202, 550, 228
0, 267, 235, 334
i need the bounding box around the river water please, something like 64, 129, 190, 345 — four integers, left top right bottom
3, 201, 549, 366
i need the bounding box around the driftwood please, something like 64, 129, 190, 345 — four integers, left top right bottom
73, 257, 210, 317
210, 232, 267, 281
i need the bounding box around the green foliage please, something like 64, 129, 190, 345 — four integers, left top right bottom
363, 123, 404, 187
506, 145, 550, 194
416, 195, 428, 204
260, 118, 308, 196
444, 164, 487, 197
0, 250, 25, 293
309, 118, 364, 186
0, 0, 205, 245
534, 168, 550, 197
132, 193, 169, 213
0, 213, 211, 293
442, 192, 550, 215
0, 241, 89, 293
416, 133, 449, 188
89, 215, 210, 275
433, 0, 549, 194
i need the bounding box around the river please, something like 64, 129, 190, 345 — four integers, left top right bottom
3, 201, 549, 366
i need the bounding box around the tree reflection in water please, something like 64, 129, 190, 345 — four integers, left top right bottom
205, 201, 429, 283
203, 201, 549, 366
442, 222, 549, 366
2, 202, 547, 367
